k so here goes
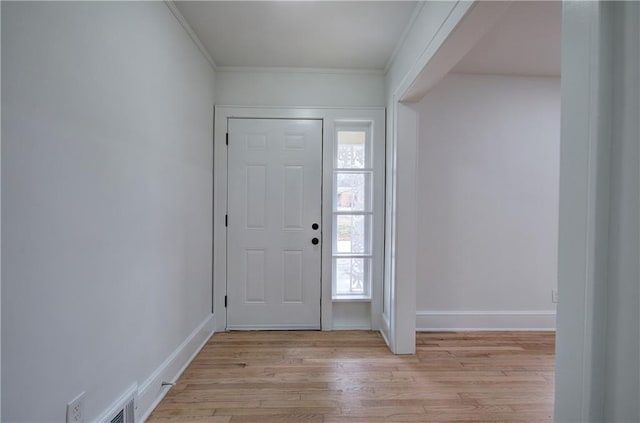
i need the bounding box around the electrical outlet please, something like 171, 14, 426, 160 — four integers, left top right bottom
552, 289, 558, 303
66, 392, 85, 423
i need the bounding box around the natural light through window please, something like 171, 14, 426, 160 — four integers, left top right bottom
333, 126, 373, 299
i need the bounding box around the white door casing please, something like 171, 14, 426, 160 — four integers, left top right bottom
226, 118, 322, 329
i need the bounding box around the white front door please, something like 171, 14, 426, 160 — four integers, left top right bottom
227, 118, 322, 329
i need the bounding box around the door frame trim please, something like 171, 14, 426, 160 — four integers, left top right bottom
214, 106, 385, 332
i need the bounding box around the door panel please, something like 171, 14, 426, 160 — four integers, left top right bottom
227, 118, 322, 329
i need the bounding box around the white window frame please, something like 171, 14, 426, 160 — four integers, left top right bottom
332, 122, 376, 300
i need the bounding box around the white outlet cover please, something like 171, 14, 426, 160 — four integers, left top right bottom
552, 289, 559, 303
67, 392, 85, 423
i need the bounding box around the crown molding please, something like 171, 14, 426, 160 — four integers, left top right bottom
164, 1, 217, 71
384, 1, 426, 75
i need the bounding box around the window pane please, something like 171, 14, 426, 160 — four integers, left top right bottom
335, 258, 371, 296
337, 131, 366, 168
336, 215, 370, 254
335, 172, 371, 212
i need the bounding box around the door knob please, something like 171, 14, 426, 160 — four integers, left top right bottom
311, 237, 319, 245
312, 223, 319, 230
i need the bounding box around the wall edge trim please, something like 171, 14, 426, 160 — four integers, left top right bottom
164, 0, 217, 71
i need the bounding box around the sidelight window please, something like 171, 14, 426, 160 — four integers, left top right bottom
332, 125, 375, 299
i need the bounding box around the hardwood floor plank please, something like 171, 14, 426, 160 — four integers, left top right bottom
229, 414, 323, 423
147, 331, 555, 422
213, 407, 340, 416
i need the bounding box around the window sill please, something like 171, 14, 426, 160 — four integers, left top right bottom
332, 296, 372, 302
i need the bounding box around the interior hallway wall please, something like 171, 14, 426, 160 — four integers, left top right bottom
2, 2, 215, 421
381, 0, 473, 352
215, 69, 385, 107
555, 3, 639, 421
416, 73, 560, 330
214, 68, 385, 331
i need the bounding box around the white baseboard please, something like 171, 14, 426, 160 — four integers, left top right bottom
416, 310, 556, 331
138, 313, 216, 422
226, 323, 320, 330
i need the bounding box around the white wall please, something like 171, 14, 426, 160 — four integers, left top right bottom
604, 4, 639, 419
381, 0, 472, 353
1, 2, 3, 415
215, 69, 385, 107
415, 73, 560, 330
213, 69, 385, 332
2, 2, 215, 421
555, 2, 639, 421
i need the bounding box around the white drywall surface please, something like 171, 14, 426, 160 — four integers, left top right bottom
415, 74, 560, 329
1, 2, 214, 421
213, 68, 385, 332
602, 3, 639, 419
215, 69, 385, 107
555, 3, 639, 421
381, 0, 465, 352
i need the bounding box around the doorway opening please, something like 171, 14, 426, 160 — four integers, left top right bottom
414, 0, 562, 332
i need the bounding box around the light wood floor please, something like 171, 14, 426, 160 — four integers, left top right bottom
148, 331, 555, 422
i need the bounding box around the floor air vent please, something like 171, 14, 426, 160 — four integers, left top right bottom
100, 385, 137, 423
109, 397, 134, 423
